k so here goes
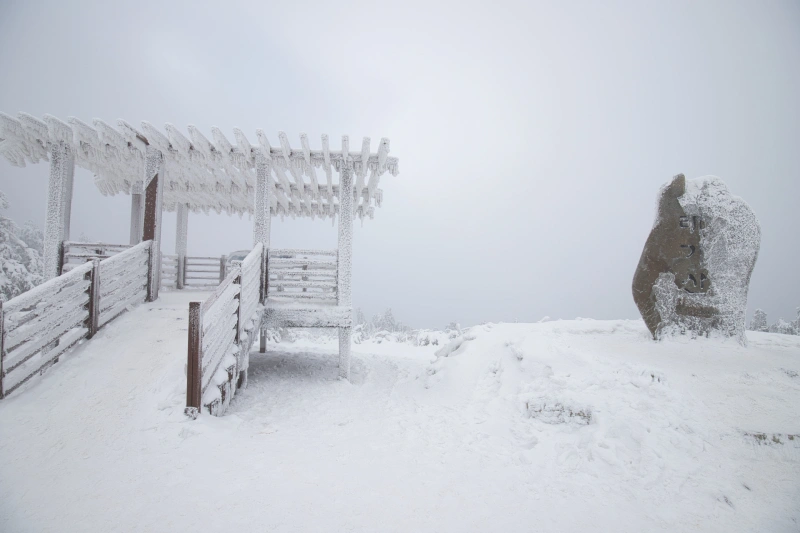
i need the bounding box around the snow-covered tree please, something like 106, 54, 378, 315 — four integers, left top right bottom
0, 191, 44, 301
793, 308, 800, 336
768, 318, 795, 335
749, 309, 768, 332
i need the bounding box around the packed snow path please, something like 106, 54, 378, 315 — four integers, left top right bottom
1, 308, 799, 531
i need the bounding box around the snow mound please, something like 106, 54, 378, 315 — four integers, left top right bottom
422, 320, 800, 523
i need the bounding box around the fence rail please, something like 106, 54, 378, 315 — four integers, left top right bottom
1, 240, 154, 398
268, 249, 338, 303
61, 241, 133, 273
186, 243, 265, 416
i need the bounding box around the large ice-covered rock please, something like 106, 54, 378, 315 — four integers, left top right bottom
632, 174, 760, 344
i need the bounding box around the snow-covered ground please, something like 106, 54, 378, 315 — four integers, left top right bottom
1, 293, 798, 532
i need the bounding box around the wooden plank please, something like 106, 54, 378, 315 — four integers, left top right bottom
99, 252, 148, 281
185, 276, 221, 282
100, 279, 146, 315
269, 270, 337, 279
62, 241, 132, 251
201, 318, 237, 375
199, 267, 240, 314
201, 322, 237, 390
3, 327, 88, 396
264, 306, 351, 329
269, 280, 337, 289
202, 295, 239, 337
5, 282, 90, 350
266, 292, 337, 301
99, 264, 148, 302
4, 305, 88, 371
98, 287, 147, 328
269, 258, 337, 269
4, 262, 92, 316
269, 248, 337, 257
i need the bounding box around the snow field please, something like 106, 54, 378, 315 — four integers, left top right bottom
0, 296, 798, 532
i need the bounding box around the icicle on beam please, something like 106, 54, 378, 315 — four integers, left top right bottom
43, 141, 75, 279
176, 204, 189, 290
337, 137, 354, 380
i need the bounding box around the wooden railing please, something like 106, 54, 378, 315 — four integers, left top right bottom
62, 241, 133, 273
1, 241, 154, 398
186, 243, 265, 417
162, 255, 228, 290
268, 249, 338, 303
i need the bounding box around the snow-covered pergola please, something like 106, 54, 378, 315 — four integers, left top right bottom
0, 111, 400, 381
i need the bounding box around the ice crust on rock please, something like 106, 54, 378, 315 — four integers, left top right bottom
634, 175, 760, 345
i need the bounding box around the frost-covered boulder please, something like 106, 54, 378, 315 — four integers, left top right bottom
632, 174, 760, 344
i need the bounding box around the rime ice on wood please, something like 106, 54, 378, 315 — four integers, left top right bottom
633, 174, 760, 345
0, 110, 400, 408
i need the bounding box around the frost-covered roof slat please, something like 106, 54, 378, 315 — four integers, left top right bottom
0, 112, 399, 221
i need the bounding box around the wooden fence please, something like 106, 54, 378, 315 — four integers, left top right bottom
186, 243, 265, 417
1, 240, 154, 398
64, 243, 231, 292
162, 255, 228, 290
62, 241, 133, 273
268, 249, 338, 303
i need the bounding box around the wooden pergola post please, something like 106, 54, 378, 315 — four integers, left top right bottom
43, 141, 75, 279
142, 146, 164, 301
337, 140, 354, 380
254, 151, 272, 353
129, 182, 144, 245
175, 203, 189, 289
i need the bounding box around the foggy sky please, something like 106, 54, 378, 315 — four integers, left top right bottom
0, 0, 798, 329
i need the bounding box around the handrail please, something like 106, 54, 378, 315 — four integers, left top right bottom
1, 240, 154, 398
186, 244, 266, 417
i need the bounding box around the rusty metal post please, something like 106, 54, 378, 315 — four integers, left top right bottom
86, 259, 101, 338
186, 301, 202, 416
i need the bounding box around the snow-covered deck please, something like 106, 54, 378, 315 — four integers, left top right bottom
1, 317, 798, 531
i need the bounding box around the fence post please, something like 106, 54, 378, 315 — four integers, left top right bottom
259, 246, 266, 304
220, 255, 227, 284
86, 259, 101, 338
260, 248, 268, 353
182, 255, 188, 289
176, 254, 184, 290
235, 273, 242, 344
186, 301, 202, 417
146, 241, 157, 302
0, 300, 5, 399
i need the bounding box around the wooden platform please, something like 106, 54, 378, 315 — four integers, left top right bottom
264, 298, 352, 328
